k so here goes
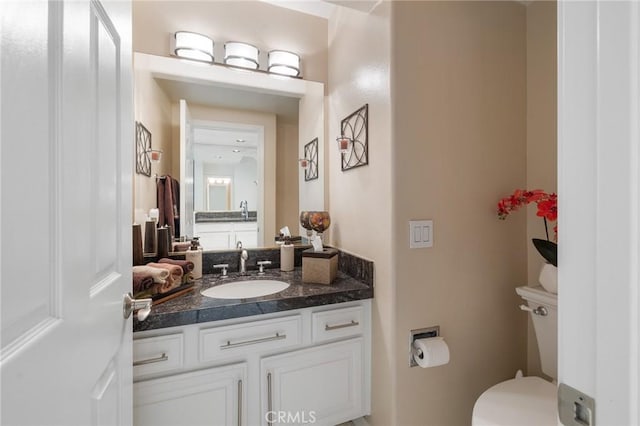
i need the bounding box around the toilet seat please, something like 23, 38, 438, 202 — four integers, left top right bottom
472, 376, 558, 426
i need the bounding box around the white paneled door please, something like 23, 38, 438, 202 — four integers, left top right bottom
558, 1, 640, 424
1, 1, 133, 425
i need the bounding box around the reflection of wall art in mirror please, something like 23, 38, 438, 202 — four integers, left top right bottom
304, 138, 319, 181
135, 121, 152, 177
340, 104, 369, 171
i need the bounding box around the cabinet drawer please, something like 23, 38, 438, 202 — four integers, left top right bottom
133, 333, 184, 378
312, 306, 364, 343
199, 315, 302, 362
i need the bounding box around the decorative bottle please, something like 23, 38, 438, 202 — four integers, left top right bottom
280, 237, 294, 272
185, 237, 202, 279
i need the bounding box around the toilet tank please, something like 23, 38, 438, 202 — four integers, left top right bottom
516, 285, 558, 380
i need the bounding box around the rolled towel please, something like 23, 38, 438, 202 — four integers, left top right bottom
158, 258, 194, 275
146, 262, 183, 293
132, 272, 155, 294
132, 265, 170, 284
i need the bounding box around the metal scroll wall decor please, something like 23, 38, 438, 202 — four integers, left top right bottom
304, 138, 319, 181
135, 121, 152, 177
341, 104, 369, 171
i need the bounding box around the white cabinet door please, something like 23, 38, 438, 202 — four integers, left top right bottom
235, 229, 258, 248
134, 363, 247, 426
198, 231, 232, 250
261, 338, 365, 426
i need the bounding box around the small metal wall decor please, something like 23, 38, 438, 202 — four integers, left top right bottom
340, 104, 369, 171
304, 138, 319, 181
135, 121, 152, 177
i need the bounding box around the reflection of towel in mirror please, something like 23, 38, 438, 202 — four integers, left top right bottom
158, 258, 194, 274
132, 265, 170, 284
146, 262, 183, 292
157, 175, 180, 238
132, 272, 155, 295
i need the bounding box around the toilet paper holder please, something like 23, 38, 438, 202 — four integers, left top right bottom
409, 325, 440, 367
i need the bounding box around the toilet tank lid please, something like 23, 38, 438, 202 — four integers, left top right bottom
472, 377, 557, 426
516, 285, 557, 307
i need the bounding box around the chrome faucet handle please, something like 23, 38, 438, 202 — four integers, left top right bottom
213, 264, 229, 277
236, 241, 243, 249
257, 260, 272, 275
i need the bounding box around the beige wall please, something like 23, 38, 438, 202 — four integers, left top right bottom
132, 0, 328, 85
133, 66, 173, 227
392, 2, 528, 425
276, 121, 300, 235
328, 3, 394, 425
525, 0, 557, 378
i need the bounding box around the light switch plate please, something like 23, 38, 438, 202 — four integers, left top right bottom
409, 220, 433, 248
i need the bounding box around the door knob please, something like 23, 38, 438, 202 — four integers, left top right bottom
123, 293, 152, 321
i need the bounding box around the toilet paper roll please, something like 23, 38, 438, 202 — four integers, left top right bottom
413, 337, 450, 368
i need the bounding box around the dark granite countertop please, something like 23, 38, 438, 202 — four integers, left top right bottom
195, 211, 257, 223
133, 268, 373, 332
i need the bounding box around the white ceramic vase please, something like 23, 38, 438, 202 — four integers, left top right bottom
538, 263, 558, 294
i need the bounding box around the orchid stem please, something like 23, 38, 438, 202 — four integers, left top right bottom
543, 218, 549, 241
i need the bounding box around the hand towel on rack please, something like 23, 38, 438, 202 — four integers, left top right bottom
156, 175, 180, 238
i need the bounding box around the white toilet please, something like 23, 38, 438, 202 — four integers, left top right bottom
472, 285, 558, 426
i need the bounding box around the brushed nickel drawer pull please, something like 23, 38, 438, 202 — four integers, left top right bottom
325, 320, 359, 331
267, 372, 273, 426
133, 352, 168, 366
237, 379, 243, 426
220, 333, 286, 350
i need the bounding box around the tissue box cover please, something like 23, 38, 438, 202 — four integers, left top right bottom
302, 248, 338, 285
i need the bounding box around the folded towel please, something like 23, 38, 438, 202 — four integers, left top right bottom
158, 258, 194, 275
146, 262, 183, 293
132, 265, 170, 284
132, 272, 155, 294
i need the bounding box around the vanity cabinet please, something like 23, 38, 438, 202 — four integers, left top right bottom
133, 301, 371, 426
262, 338, 365, 426
195, 221, 258, 250
134, 363, 246, 426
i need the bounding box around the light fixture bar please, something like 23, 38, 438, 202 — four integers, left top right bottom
174, 31, 214, 63
225, 42, 259, 69
268, 50, 301, 77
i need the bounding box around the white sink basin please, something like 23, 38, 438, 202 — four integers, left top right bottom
201, 280, 290, 299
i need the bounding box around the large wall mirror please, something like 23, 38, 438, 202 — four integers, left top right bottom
133, 53, 325, 250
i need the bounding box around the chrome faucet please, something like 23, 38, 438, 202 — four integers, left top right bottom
237, 241, 249, 275
239, 200, 248, 221
240, 250, 248, 275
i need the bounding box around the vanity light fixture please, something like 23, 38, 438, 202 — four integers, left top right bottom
268, 50, 301, 77
208, 177, 231, 185
173, 31, 214, 63
336, 136, 351, 154
224, 42, 259, 70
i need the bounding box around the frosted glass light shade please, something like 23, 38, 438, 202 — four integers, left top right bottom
268, 50, 300, 77
224, 42, 259, 69
174, 31, 214, 63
